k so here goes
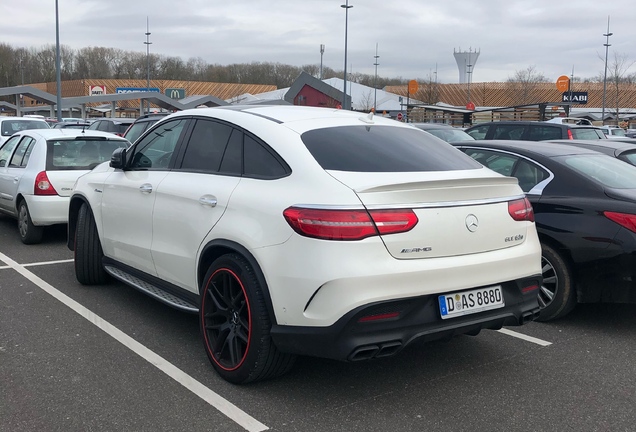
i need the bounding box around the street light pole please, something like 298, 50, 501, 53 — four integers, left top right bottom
55, 0, 62, 121
373, 43, 379, 112
320, 44, 325, 80
144, 16, 152, 115
341, 0, 352, 110
601, 15, 612, 126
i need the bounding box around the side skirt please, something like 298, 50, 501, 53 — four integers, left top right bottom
103, 259, 199, 313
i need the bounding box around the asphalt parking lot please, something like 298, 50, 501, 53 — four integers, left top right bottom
1, 215, 635, 432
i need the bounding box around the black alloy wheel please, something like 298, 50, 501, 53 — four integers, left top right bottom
201, 267, 251, 371
200, 254, 296, 384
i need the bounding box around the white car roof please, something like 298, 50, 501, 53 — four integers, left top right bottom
15, 128, 129, 141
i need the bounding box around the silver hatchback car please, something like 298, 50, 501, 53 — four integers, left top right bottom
0, 129, 129, 244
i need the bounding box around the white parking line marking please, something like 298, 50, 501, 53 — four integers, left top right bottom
23, 259, 74, 267
497, 328, 552, 346
0, 251, 268, 432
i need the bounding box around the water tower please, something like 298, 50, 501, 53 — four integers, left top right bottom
453, 48, 480, 84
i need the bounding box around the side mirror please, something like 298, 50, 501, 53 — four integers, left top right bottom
110, 147, 126, 169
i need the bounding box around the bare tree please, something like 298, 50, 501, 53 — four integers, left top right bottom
506, 65, 549, 105
601, 52, 635, 122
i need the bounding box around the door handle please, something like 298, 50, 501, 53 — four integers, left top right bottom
139, 183, 153, 194
198, 195, 217, 207
13, 177, 19, 182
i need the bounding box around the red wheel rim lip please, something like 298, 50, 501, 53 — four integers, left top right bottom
201, 267, 252, 371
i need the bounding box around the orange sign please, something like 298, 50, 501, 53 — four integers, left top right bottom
556, 75, 570, 92
408, 79, 419, 95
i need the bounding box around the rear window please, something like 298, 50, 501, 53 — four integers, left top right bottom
301, 125, 481, 172
618, 150, 636, 167
114, 122, 133, 134
1, 120, 49, 136
46, 138, 128, 170
571, 128, 605, 140
562, 154, 636, 189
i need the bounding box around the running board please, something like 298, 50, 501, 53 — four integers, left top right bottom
104, 265, 199, 313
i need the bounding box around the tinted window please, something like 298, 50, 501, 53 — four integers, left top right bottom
181, 119, 233, 173
0, 135, 22, 167
243, 135, 288, 178
562, 154, 636, 189
218, 129, 243, 175
123, 122, 148, 144
512, 159, 548, 192
571, 128, 605, 140
462, 148, 518, 176
87, 121, 99, 130
114, 122, 133, 134
466, 125, 489, 139
47, 138, 128, 170
302, 126, 480, 172
0, 119, 48, 136
492, 124, 526, 140
529, 126, 562, 141
618, 150, 636, 166
129, 119, 188, 169
426, 129, 475, 142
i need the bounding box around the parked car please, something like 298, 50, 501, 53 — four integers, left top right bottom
0, 129, 129, 244
53, 121, 92, 130
411, 123, 475, 142
598, 125, 628, 139
0, 117, 50, 145
68, 106, 542, 384
547, 139, 636, 166
87, 118, 135, 137
453, 139, 636, 321
122, 113, 170, 144
465, 121, 606, 141
625, 129, 636, 138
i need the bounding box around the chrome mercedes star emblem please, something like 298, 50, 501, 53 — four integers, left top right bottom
465, 214, 479, 232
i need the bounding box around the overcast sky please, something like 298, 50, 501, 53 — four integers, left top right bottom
2, 0, 633, 84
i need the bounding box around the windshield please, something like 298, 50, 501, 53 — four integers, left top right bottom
46, 138, 128, 170
301, 125, 481, 172
1, 119, 49, 136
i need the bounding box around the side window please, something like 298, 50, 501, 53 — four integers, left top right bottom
218, 129, 243, 175
129, 119, 188, 170
0, 135, 22, 167
20, 137, 37, 167
512, 159, 548, 192
492, 125, 526, 140
243, 135, 288, 178
466, 125, 489, 140
529, 126, 562, 141
9, 137, 35, 168
181, 119, 233, 173
87, 121, 99, 130
463, 149, 518, 177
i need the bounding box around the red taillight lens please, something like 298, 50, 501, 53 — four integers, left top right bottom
283, 207, 418, 240
604, 211, 636, 233
508, 197, 534, 222
34, 171, 58, 196
567, 129, 574, 139
358, 312, 401, 323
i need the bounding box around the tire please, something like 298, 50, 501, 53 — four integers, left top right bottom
200, 253, 296, 384
74, 203, 108, 285
17, 200, 44, 245
536, 244, 576, 322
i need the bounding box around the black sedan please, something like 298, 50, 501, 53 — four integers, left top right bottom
453, 140, 636, 321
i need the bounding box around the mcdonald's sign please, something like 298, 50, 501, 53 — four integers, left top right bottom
165, 88, 186, 99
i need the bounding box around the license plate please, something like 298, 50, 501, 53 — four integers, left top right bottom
438, 286, 504, 319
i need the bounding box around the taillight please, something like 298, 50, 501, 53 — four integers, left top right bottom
34, 171, 58, 196
604, 211, 636, 233
283, 207, 418, 240
508, 197, 534, 222
567, 130, 574, 139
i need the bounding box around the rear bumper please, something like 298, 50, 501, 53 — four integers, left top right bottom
271, 275, 541, 361
24, 195, 69, 226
